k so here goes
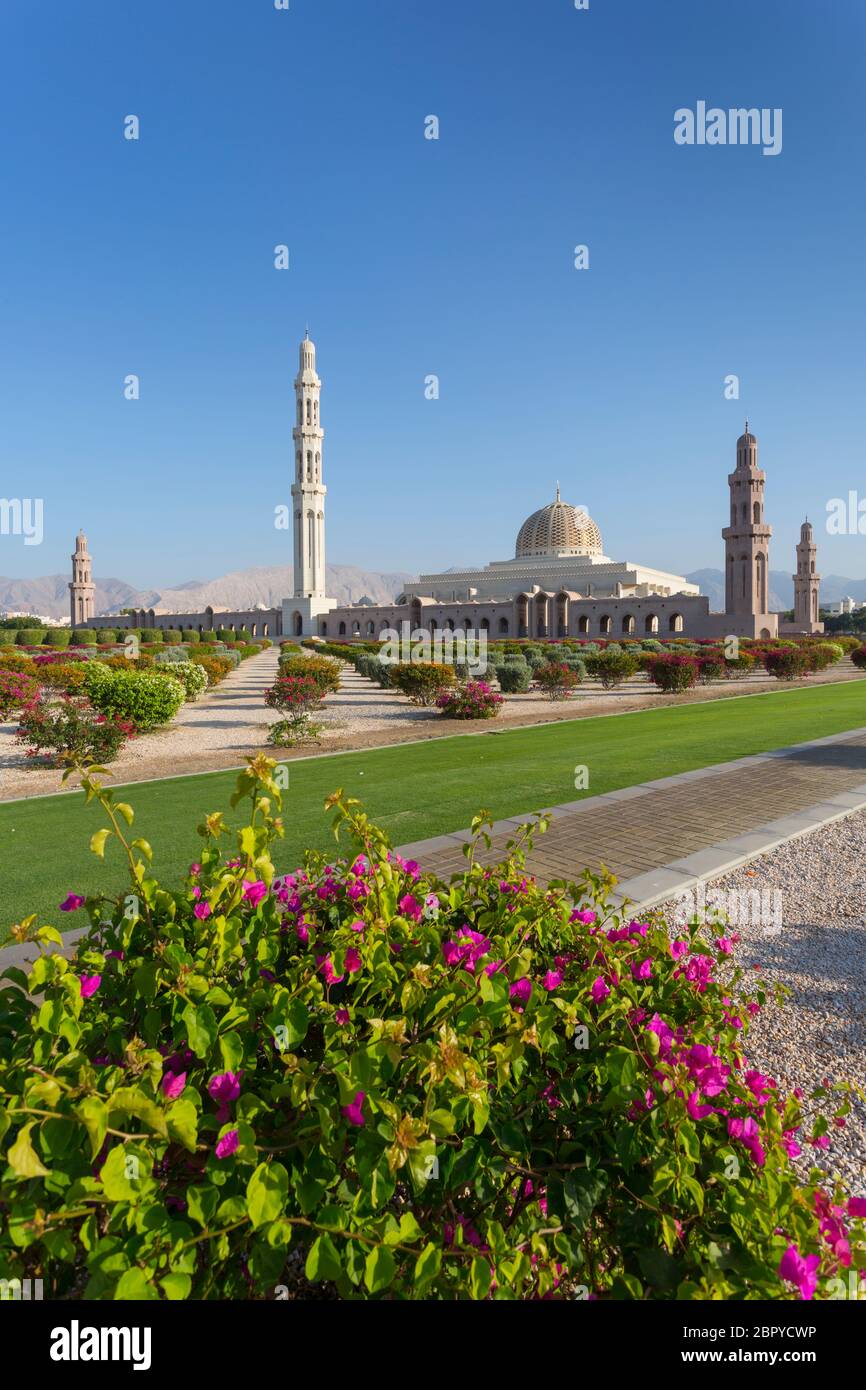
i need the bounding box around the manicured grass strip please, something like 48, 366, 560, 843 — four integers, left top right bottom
2, 679, 865, 939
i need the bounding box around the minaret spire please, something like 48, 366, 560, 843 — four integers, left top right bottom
285, 330, 336, 636
69, 531, 96, 629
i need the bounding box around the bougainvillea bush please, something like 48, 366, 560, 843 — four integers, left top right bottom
645, 654, 699, 694
435, 680, 503, 719
1, 759, 863, 1301
14, 694, 134, 765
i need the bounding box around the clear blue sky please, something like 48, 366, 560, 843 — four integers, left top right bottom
1, 0, 865, 588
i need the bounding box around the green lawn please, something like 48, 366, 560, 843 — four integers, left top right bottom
2, 679, 865, 937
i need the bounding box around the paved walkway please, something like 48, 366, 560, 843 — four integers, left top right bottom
396, 726, 866, 912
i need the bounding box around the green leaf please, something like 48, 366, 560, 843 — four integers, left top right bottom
7, 1123, 50, 1178
114, 1268, 159, 1301
183, 1001, 217, 1059
247, 1162, 289, 1230
90, 828, 111, 859
563, 1169, 607, 1233
414, 1242, 442, 1292
364, 1245, 396, 1294
76, 1096, 108, 1159
160, 1272, 191, 1300
115, 802, 135, 826
305, 1233, 342, 1283
469, 1255, 491, 1300
283, 998, 309, 1049
186, 1184, 219, 1229
166, 1098, 198, 1153
219, 1031, 244, 1074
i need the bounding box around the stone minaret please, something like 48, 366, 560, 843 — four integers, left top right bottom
284, 331, 335, 636
793, 518, 821, 631
69, 530, 96, 628
721, 422, 773, 629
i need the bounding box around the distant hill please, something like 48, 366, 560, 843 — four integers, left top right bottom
686, 569, 866, 612
0, 564, 416, 621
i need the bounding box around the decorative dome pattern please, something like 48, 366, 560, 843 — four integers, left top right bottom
515, 493, 603, 558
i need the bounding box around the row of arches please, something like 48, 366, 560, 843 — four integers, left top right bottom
298, 398, 319, 426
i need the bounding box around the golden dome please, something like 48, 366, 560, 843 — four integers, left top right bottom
515, 490, 603, 558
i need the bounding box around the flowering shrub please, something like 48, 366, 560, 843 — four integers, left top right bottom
495, 663, 532, 694
30, 661, 89, 693
15, 694, 133, 764
264, 675, 323, 744
585, 651, 639, 689
278, 654, 341, 698
83, 665, 185, 731
533, 663, 582, 701
645, 654, 699, 694
695, 654, 725, 684
851, 646, 866, 671
190, 654, 234, 685
724, 650, 755, 678
0, 651, 37, 675
389, 661, 456, 706
166, 661, 209, 702
762, 649, 809, 681
0, 669, 38, 719
1, 759, 863, 1301
435, 679, 503, 719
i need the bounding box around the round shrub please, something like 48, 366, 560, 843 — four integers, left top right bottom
44, 628, 72, 649
70, 629, 97, 646
762, 649, 809, 681
161, 629, 182, 646
182, 630, 201, 644
389, 661, 456, 706
851, 646, 866, 671
0, 762, 861, 1301
436, 679, 503, 719
190, 654, 234, 686
0, 629, 15, 645
534, 662, 583, 700
279, 655, 341, 698
586, 651, 639, 689
0, 651, 36, 674
723, 651, 755, 678
696, 654, 725, 684
168, 661, 209, 702
96, 629, 119, 644
33, 662, 88, 694
16, 628, 46, 645
497, 663, 532, 693
141, 629, 164, 644
0, 669, 38, 719
83, 666, 185, 730
645, 654, 699, 693
14, 693, 133, 764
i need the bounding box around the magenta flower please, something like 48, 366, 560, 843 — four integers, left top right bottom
542, 970, 563, 992
215, 1129, 239, 1160
60, 893, 86, 912
296, 921, 310, 945
398, 893, 423, 922
590, 976, 610, 1003
79, 974, 101, 999
242, 879, 267, 907
344, 948, 362, 974
189, 863, 201, 876
715, 936, 734, 955
105, 949, 124, 960
350, 919, 365, 933
509, 977, 532, 1005
317, 954, 345, 986
341, 1091, 366, 1127
570, 908, 597, 925
194, 902, 212, 920
208, 1071, 242, 1122
670, 938, 689, 960
630, 958, 652, 981
161, 1071, 187, 1099
335, 1008, 350, 1025
778, 1244, 820, 1301
848, 1197, 866, 1219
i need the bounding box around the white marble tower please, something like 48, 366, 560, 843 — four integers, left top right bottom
283, 330, 335, 637
793, 518, 822, 632
69, 530, 96, 628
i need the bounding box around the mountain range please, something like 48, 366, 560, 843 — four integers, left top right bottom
2, 565, 864, 622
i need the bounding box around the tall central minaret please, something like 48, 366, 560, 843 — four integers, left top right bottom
793, 518, 821, 632
69, 530, 96, 628
283, 330, 335, 636
721, 421, 774, 632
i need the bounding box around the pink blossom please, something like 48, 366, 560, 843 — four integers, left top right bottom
847, 1197, 866, 1219
194, 902, 211, 920
542, 970, 563, 992
442, 928, 491, 973
344, 948, 362, 974
296, 921, 310, 945
208, 1071, 242, 1122
79, 974, 101, 999
728, 1115, 765, 1167
630, 958, 652, 981
590, 976, 610, 1003
509, 977, 532, 1005
570, 908, 597, 925
316, 954, 345, 986
350, 919, 365, 933
215, 1129, 239, 1160
242, 879, 267, 907
161, 1071, 187, 1099
60, 893, 86, 912
398, 893, 423, 922
778, 1244, 820, 1301
670, 938, 689, 960
715, 936, 734, 955
335, 1008, 350, 1025
341, 1091, 366, 1126
189, 863, 201, 876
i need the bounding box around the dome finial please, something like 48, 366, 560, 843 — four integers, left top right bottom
745, 417, 749, 434
555, 480, 560, 502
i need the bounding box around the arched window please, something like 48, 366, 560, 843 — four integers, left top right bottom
621, 614, 635, 635
741, 503, 748, 522
339, 621, 346, 635
446, 618, 455, 631
668, 613, 684, 633
306, 400, 311, 425
352, 621, 361, 635
293, 612, 303, 637
753, 501, 761, 523
644, 614, 658, 634
498, 617, 509, 634
480, 617, 490, 631
599, 615, 612, 635
578, 615, 589, 634
306, 451, 312, 480
366, 621, 375, 636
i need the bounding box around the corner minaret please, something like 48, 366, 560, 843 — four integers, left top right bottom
283, 331, 336, 636
721, 421, 777, 637
793, 518, 822, 632
69, 530, 96, 628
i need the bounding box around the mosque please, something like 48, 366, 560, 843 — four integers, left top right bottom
74, 331, 822, 642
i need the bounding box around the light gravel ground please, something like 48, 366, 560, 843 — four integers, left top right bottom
661, 813, 866, 1192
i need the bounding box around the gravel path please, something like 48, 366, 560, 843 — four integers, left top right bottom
660, 813, 866, 1191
